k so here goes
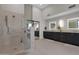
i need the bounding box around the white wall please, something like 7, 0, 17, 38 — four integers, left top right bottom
33, 6, 45, 39
32, 6, 41, 21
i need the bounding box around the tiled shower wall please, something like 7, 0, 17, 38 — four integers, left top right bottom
0, 9, 28, 54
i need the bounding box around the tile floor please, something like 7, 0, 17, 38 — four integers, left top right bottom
20, 38, 79, 55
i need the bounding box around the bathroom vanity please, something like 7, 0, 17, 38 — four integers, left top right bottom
43, 31, 79, 46
35, 31, 39, 37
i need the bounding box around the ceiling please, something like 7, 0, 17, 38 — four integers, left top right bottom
33, 4, 48, 9
33, 4, 79, 10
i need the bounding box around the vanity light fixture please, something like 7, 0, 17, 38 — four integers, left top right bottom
59, 20, 64, 28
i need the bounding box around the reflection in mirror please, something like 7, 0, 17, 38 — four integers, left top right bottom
27, 20, 33, 30
34, 21, 40, 40
69, 20, 77, 28
34, 21, 40, 31
68, 18, 79, 29
78, 20, 79, 28
28, 23, 32, 29
35, 23, 39, 31
49, 21, 56, 30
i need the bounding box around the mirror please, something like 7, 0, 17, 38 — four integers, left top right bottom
69, 20, 77, 28
49, 21, 56, 30
34, 21, 40, 40
67, 17, 79, 29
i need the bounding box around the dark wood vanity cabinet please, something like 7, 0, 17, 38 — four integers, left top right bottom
70, 33, 79, 46
43, 31, 79, 46
44, 31, 61, 41
35, 31, 39, 37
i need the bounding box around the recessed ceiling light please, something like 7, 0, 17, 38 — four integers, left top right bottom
33, 4, 48, 9
39, 4, 43, 6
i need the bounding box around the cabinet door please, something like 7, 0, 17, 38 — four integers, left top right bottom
43, 32, 49, 39
71, 33, 79, 46
53, 32, 61, 41
63, 33, 76, 45
63, 33, 71, 43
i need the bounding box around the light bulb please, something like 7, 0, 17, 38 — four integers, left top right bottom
59, 20, 64, 28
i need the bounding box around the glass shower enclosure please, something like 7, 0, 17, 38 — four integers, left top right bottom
0, 16, 31, 54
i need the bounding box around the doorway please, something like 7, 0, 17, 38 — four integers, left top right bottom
34, 21, 40, 40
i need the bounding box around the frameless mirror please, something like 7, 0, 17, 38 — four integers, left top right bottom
67, 17, 79, 29
49, 21, 56, 30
